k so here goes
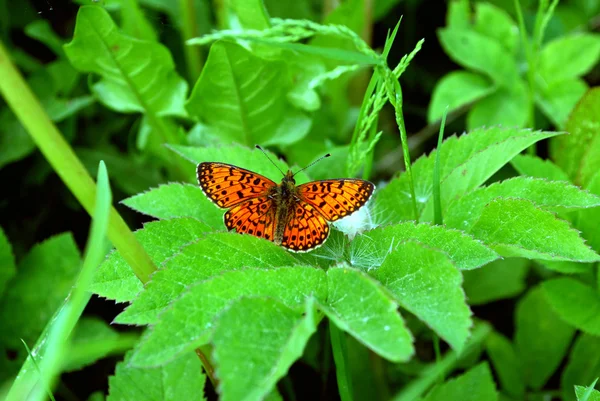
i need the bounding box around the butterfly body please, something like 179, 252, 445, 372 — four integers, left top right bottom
197, 161, 374, 252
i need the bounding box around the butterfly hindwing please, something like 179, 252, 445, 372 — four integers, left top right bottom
224, 196, 276, 242
281, 202, 329, 252
197, 162, 276, 208
297, 179, 375, 221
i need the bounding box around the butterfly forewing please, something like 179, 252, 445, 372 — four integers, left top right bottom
297, 179, 375, 221
197, 162, 276, 208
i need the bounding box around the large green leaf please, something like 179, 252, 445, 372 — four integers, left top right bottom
536, 78, 589, 128
543, 278, 600, 335
463, 258, 529, 305
422, 363, 498, 401
64, 6, 187, 117
510, 154, 569, 182
186, 41, 310, 147
371, 241, 472, 352
562, 334, 600, 401
130, 266, 325, 367
538, 34, 600, 83
467, 82, 528, 129
0, 226, 16, 297
576, 172, 600, 253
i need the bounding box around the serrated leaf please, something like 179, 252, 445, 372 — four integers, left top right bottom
445, 177, 600, 232
90, 218, 212, 302
470, 198, 600, 262
213, 297, 317, 401
116, 233, 298, 325
543, 277, 600, 335
515, 286, 576, 389
322, 267, 413, 362
107, 350, 206, 401
438, 28, 519, 84
122, 184, 223, 229
562, 334, 600, 401
186, 41, 310, 147
350, 222, 498, 271
375, 127, 559, 223
467, 82, 529, 129
510, 154, 569, 182
536, 78, 589, 128
486, 331, 524, 398
428, 71, 495, 123
371, 241, 472, 352
538, 34, 600, 83
131, 266, 325, 367
575, 386, 600, 401
0, 226, 16, 297
64, 6, 187, 117
463, 258, 529, 305
422, 362, 498, 401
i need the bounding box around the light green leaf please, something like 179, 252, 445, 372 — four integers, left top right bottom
577, 172, 600, 252
422, 362, 498, 401
90, 218, 212, 303
371, 241, 472, 352
119, 0, 157, 41
213, 297, 317, 401
107, 350, 206, 401
0, 226, 16, 297
510, 154, 569, 182
351, 222, 498, 270
473, 2, 518, 53
24, 20, 66, 57
562, 334, 600, 401
543, 277, 600, 335
537, 78, 588, 128
130, 266, 325, 367
470, 198, 600, 262
186, 42, 310, 147
121, 184, 224, 229
538, 34, 600, 83
463, 258, 529, 305
375, 127, 559, 223
486, 331, 524, 398
231, 0, 270, 29
64, 6, 188, 117
322, 267, 414, 362
445, 177, 600, 232
575, 386, 600, 401
515, 286, 576, 389
467, 82, 528, 129
428, 71, 495, 123
438, 28, 519, 84
115, 232, 299, 325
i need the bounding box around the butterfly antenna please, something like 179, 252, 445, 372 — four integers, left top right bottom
255, 145, 285, 176
293, 153, 331, 177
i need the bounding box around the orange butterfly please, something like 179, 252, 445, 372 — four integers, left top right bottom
197, 150, 375, 252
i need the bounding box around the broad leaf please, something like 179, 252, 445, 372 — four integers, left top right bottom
467, 82, 528, 129
463, 258, 529, 305
510, 154, 569, 181
575, 386, 600, 401
130, 266, 326, 367
515, 286, 576, 389
562, 334, 600, 401
322, 267, 413, 362
0, 226, 16, 297
543, 278, 600, 335
371, 241, 472, 352
536, 78, 589, 128
577, 172, 600, 253
486, 331, 524, 398
422, 362, 498, 401
470, 198, 600, 262
90, 218, 212, 303
472, 2, 518, 53
538, 34, 600, 83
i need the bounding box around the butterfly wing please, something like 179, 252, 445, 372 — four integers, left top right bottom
224, 196, 276, 242
297, 179, 375, 222
281, 202, 330, 252
197, 162, 276, 208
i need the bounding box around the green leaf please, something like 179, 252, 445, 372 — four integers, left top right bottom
444, 177, 600, 232
375, 127, 559, 223
90, 218, 212, 303
543, 277, 600, 335
322, 267, 414, 362
130, 266, 326, 367
486, 331, 524, 398
371, 241, 472, 352
438, 28, 519, 84
515, 286, 576, 389
551, 87, 600, 186
116, 233, 298, 325
122, 184, 224, 229
108, 350, 206, 401
186, 42, 310, 147
213, 297, 317, 401
577, 172, 600, 252
428, 71, 495, 123
536, 78, 588, 128
470, 198, 600, 262
64, 6, 188, 117
510, 154, 569, 182
231, 0, 270, 30
575, 386, 600, 401
24, 20, 66, 57
350, 222, 498, 270
562, 334, 600, 401
422, 362, 498, 401
473, 2, 518, 53
538, 34, 600, 83
463, 258, 529, 305
0, 226, 16, 297
467, 82, 528, 129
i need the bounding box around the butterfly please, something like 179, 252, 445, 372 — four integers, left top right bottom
197, 153, 375, 252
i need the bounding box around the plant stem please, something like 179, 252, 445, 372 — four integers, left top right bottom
432, 107, 448, 226
330, 323, 353, 401
179, 0, 204, 81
